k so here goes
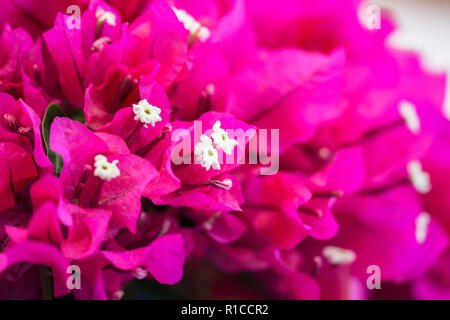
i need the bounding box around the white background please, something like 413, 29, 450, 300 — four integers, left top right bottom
371, 0, 450, 117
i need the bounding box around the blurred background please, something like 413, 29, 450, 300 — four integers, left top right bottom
372, 0, 450, 118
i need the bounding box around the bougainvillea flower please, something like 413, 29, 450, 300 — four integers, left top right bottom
0, 0, 449, 301
43, 2, 123, 109
0, 24, 33, 97
5, 174, 112, 260
88, 67, 165, 134
0, 93, 55, 210
0, 240, 70, 297
49, 117, 157, 233
123, 0, 189, 87
0, 93, 50, 167
146, 111, 255, 211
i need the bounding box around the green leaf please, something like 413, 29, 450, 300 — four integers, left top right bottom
69, 109, 86, 124
42, 103, 64, 176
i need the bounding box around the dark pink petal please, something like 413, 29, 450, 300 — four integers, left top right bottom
0, 25, 33, 83
125, 0, 189, 87
85, 62, 159, 129
95, 154, 157, 233
0, 142, 37, 211
0, 240, 70, 297
311, 146, 365, 194
43, 13, 86, 109
244, 173, 312, 212
50, 117, 110, 196
206, 212, 247, 244
244, 208, 310, 250
61, 203, 112, 260
103, 233, 186, 284
20, 99, 52, 168
332, 186, 448, 282
227, 48, 345, 151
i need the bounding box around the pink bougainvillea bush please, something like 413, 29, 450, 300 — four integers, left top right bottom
0, 0, 449, 300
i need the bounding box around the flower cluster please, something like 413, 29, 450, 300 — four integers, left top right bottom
0, 0, 449, 300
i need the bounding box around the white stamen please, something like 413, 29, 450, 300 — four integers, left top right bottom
96, 8, 117, 26
211, 178, 233, 190
133, 267, 148, 280
407, 160, 431, 194
398, 100, 421, 134
172, 7, 210, 42
322, 246, 356, 265
194, 135, 220, 171
196, 26, 211, 42
211, 121, 238, 155
415, 211, 431, 244
93, 154, 120, 181
133, 99, 162, 128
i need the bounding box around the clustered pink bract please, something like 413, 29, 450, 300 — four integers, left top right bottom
0, 0, 449, 300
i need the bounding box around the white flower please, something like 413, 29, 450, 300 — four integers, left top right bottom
322, 246, 356, 265
194, 135, 220, 171
133, 99, 162, 128
398, 100, 421, 134
95, 8, 117, 26
415, 211, 431, 244
407, 160, 431, 194
211, 121, 238, 155
196, 26, 211, 42
93, 155, 120, 181
172, 7, 210, 42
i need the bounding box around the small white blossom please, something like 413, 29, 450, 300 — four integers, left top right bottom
93, 155, 120, 181
196, 26, 211, 42
398, 100, 421, 134
407, 160, 431, 194
211, 121, 238, 155
194, 135, 220, 171
95, 8, 117, 26
322, 246, 356, 265
133, 99, 162, 128
415, 211, 431, 244
172, 7, 210, 42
